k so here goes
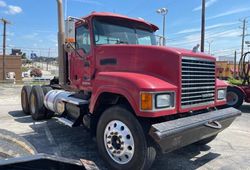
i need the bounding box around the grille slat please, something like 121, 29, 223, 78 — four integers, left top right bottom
182, 90, 214, 95
182, 70, 215, 74
182, 94, 214, 99
181, 97, 215, 104
182, 66, 215, 70
181, 57, 215, 108
182, 82, 215, 86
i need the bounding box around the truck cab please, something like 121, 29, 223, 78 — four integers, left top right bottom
68, 12, 228, 117
21, 12, 241, 170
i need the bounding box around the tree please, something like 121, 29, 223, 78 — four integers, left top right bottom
30, 68, 42, 77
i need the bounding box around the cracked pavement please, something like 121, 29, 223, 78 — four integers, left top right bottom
0, 85, 249, 170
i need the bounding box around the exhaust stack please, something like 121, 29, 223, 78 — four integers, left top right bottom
56, 0, 66, 85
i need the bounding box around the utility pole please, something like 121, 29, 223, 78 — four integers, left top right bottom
1, 18, 11, 81
201, 0, 206, 52
234, 50, 237, 78
240, 19, 248, 58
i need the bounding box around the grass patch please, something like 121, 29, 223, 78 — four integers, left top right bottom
228, 78, 243, 86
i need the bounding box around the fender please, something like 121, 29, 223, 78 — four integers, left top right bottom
90, 72, 178, 117
228, 85, 247, 98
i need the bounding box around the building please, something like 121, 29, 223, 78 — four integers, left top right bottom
0, 55, 22, 81
216, 61, 238, 80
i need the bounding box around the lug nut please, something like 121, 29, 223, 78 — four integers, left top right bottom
107, 141, 111, 144
107, 135, 111, 138
109, 146, 113, 150
117, 151, 121, 154
114, 132, 118, 135
119, 135, 122, 139
113, 150, 116, 154
111, 132, 114, 135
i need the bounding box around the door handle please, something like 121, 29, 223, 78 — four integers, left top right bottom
205, 121, 222, 129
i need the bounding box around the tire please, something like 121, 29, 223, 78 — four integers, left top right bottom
41, 85, 54, 119
227, 86, 244, 108
0, 129, 37, 159
96, 105, 156, 170
41, 85, 53, 95
194, 135, 217, 146
21, 86, 32, 115
29, 86, 47, 120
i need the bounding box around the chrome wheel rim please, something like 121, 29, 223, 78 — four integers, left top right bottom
227, 91, 238, 106
104, 120, 135, 165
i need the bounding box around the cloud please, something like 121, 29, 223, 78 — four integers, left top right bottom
207, 7, 250, 20
7, 31, 15, 36
70, 0, 103, 6
22, 33, 39, 39
174, 22, 237, 35
0, 0, 6, 7
193, 0, 218, 11
5, 5, 22, 15
168, 29, 240, 48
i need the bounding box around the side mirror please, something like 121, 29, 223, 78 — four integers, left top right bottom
65, 18, 76, 44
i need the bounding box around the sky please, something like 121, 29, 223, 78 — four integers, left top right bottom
0, 0, 250, 58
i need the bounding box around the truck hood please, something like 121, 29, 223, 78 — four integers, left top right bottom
95, 45, 215, 86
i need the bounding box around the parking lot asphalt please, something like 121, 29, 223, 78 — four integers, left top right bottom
0, 85, 250, 170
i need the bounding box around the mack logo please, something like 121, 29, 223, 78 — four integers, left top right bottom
201, 93, 213, 98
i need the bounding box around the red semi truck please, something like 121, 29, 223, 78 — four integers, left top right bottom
20, 8, 241, 170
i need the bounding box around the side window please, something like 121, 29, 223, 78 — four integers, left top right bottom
138, 36, 152, 45
76, 25, 91, 54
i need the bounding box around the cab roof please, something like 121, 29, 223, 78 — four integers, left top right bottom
83, 12, 159, 32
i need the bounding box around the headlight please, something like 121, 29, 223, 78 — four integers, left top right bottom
217, 89, 226, 100
156, 94, 171, 108
140, 92, 175, 111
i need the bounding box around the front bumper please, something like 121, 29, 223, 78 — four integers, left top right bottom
149, 107, 241, 153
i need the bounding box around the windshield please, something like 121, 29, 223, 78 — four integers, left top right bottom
93, 17, 157, 45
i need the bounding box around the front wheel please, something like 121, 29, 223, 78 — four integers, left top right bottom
96, 106, 156, 170
227, 86, 244, 108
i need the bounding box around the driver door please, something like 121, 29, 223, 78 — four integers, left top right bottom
70, 24, 92, 88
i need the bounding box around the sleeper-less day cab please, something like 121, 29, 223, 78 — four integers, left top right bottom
21, 12, 241, 170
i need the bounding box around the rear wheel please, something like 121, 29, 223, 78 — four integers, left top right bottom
21, 86, 32, 115
41, 85, 52, 95
29, 86, 47, 120
96, 106, 156, 170
41, 85, 54, 119
227, 87, 244, 108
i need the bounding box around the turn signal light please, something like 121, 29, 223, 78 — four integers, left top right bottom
66, 37, 75, 43
141, 93, 153, 110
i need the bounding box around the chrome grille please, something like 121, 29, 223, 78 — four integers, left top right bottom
181, 57, 215, 108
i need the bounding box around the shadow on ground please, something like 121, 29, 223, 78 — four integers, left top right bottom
8, 110, 221, 170
239, 104, 250, 113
